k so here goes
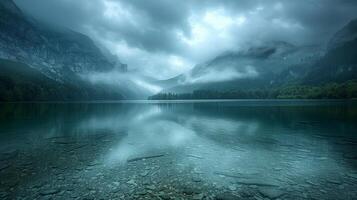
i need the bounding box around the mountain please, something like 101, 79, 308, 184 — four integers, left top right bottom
0, 0, 128, 82
328, 19, 357, 51
159, 41, 324, 93
152, 19, 357, 99
0, 59, 124, 101
0, 0, 135, 100
302, 19, 357, 84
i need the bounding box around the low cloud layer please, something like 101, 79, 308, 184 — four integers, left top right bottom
14, 0, 357, 79
184, 66, 258, 84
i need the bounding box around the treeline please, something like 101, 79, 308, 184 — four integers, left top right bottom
149, 80, 357, 100
0, 78, 124, 101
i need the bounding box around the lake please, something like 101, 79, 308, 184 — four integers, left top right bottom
0, 100, 357, 199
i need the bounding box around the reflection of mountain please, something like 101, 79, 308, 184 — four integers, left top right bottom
2, 102, 356, 182
0, 103, 130, 140
1, 101, 356, 176
153, 19, 357, 99
156, 102, 357, 140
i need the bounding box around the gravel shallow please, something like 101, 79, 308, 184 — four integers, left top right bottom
1, 132, 357, 200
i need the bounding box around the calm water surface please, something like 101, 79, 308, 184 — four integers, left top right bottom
0, 100, 357, 199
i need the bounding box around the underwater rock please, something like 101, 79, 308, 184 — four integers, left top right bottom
347, 173, 357, 179
192, 193, 205, 200
0, 161, 10, 171
39, 189, 60, 196
140, 170, 150, 177
127, 154, 165, 163
228, 185, 237, 191
258, 187, 285, 199
1, 149, 18, 160
126, 179, 136, 186
146, 185, 156, 190
215, 192, 239, 200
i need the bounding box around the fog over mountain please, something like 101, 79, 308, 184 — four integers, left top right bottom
1, 0, 357, 100
13, 0, 357, 79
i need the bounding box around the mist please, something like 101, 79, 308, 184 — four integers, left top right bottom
82, 71, 162, 95
183, 65, 259, 84
13, 0, 357, 80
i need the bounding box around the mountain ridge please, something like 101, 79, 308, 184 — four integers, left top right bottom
0, 0, 126, 82
157, 41, 324, 93
150, 18, 357, 99
0, 0, 132, 100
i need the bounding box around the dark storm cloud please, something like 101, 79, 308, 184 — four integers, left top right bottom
16, 0, 357, 51
13, 0, 357, 78
14, 0, 105, 30
269, 0, 357, 40
14, 0, 191, 53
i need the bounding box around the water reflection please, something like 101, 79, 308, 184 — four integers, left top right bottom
0, 101, 357, 199
107, 120, 196, 163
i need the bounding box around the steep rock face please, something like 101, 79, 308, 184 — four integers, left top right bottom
0, 0, 124, 82
303, 18, 357, 84
328, 19, 357, 51
0, 58, 124, 101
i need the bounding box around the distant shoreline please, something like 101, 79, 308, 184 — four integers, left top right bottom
1, 99, 356, 104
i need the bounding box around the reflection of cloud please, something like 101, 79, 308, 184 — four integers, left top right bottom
106, 120, 196, 164
187, 117, 259, 136
133, 106, 161, 122
77, 114, 125, 132
76, 105, 161, 134
85, 103, 350, 188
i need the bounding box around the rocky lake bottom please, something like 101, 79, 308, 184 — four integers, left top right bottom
0, 100, 357, 199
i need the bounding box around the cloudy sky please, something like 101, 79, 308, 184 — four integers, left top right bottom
14, 0, 357, 79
